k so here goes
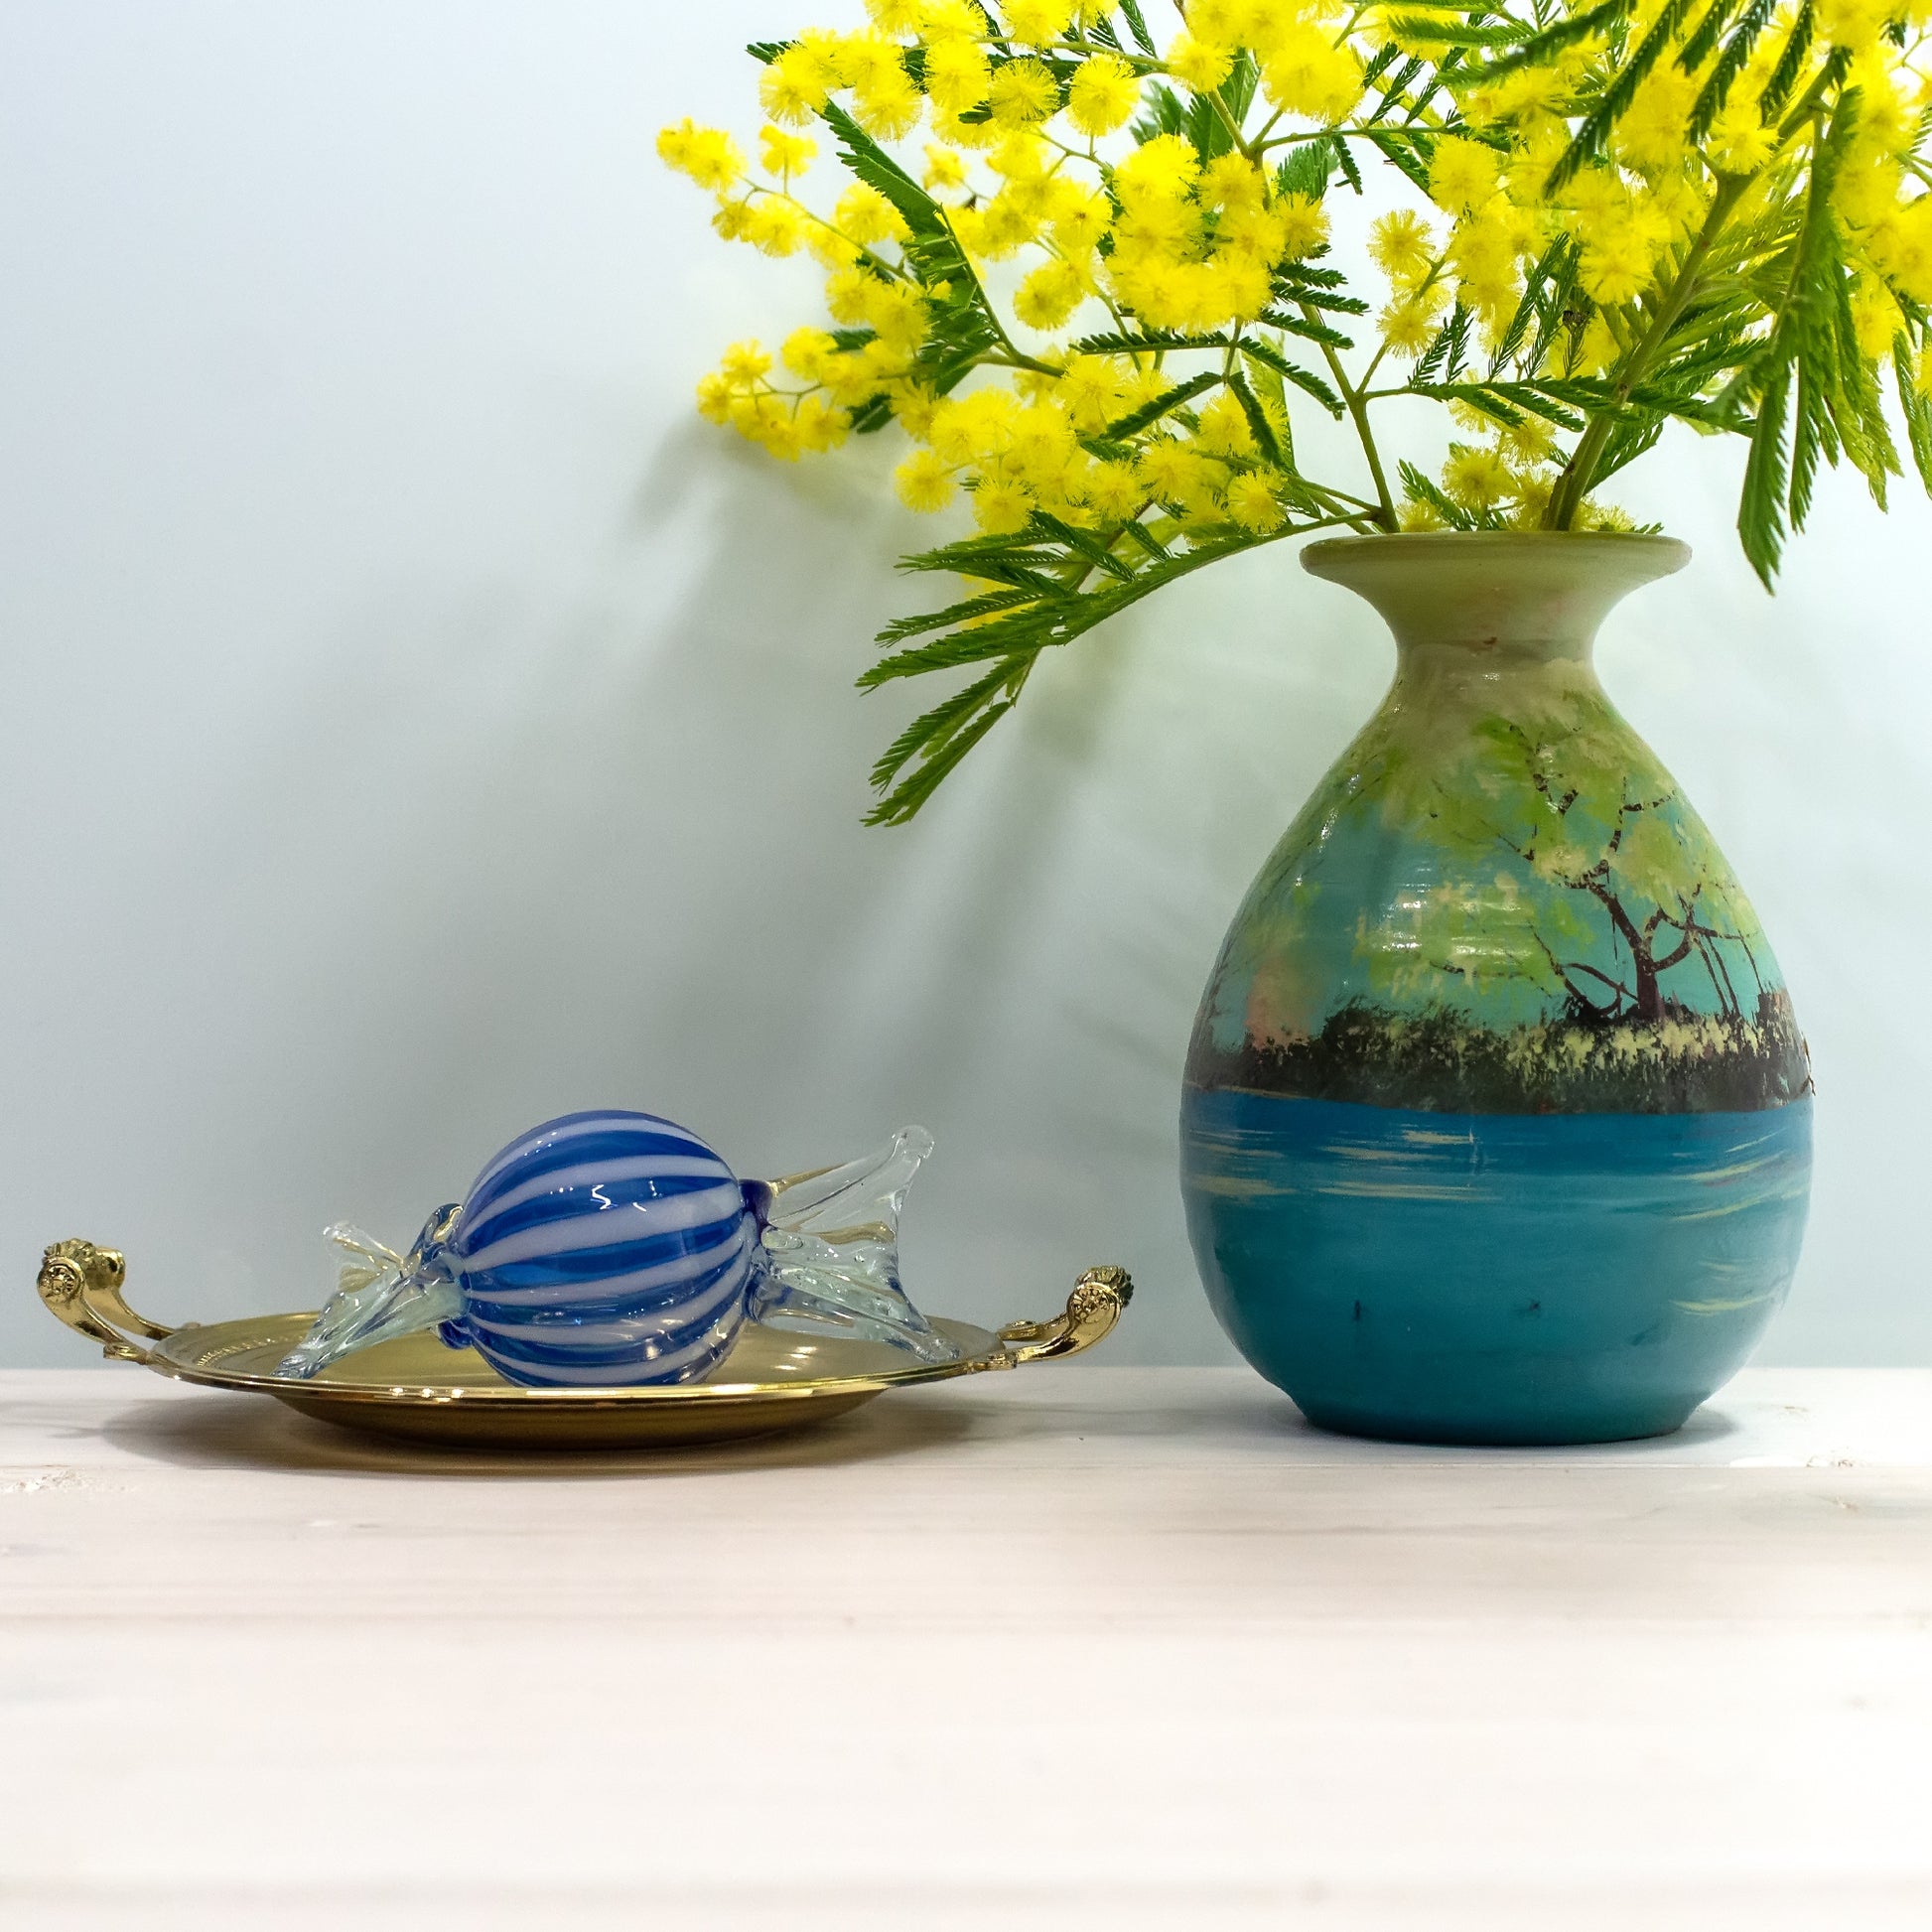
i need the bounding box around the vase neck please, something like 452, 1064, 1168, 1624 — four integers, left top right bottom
1300, 533, 1690, 676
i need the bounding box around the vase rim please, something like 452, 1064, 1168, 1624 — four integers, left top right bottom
1299, 529, 1691, 652
1302, 528, 1691, 577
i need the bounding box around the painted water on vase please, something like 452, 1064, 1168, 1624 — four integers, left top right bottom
1181, 533, 1812, 1446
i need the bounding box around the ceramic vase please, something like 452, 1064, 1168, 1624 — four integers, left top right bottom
1180, 533, 1812, 1446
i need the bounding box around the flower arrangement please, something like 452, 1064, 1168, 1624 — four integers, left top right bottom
660, 0, 1932, 820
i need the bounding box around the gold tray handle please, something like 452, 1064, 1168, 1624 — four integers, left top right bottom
37, 1239, 174, 1364
997, 1266, 1134, 1365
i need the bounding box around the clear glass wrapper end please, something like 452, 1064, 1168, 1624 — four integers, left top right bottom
747, 1125, 959, 1365
276, 1211, 461, 1380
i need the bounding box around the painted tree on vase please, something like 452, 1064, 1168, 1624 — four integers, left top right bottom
1186, 662, 1811, 1116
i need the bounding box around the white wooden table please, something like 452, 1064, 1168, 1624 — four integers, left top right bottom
3, 1365, 1930, 1931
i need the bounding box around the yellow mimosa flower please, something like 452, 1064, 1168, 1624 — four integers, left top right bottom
1003, 0, 1077, 49
896, 448, 958, 511
972, 477, 1035, 533
1370, 209, 1436, 285
1067, 54, 1143, 136
1430, 138, 1501, 216
1226, 472, 1287, 531
923, 40, 992, 114
1014, 259, 1093, 330
760, 45, 835, 125
658, 121, 745, 190
1167, 35, 1236, 92
988, 59, 1061, 127
922, 145, 970, 194
836, 184, 909, 246
759, 125, 818, 177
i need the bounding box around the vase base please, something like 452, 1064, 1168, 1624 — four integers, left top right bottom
1286, 1392, 1699, 1449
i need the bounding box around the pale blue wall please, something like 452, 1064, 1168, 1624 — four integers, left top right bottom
5, 1, 1928, 1368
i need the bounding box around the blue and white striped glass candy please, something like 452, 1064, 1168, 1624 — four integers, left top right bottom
276, 1110, 957, 1386
439, 1111, 759, 1385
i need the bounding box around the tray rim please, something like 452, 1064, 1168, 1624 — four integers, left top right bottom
145, 1311, 1007, 1406
37, 1239, 1134, 1409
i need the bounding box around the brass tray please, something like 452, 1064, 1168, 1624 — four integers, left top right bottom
37, 1239, 1133, 1450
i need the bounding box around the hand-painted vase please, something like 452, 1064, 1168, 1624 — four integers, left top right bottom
1181, 533, 1812, 1446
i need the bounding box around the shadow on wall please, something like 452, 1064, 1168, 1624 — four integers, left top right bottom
23, 407, 1378, 1370
584, 422, 1379, 1360
614, 416, 1149, 1128
541, 418, 1279, 1359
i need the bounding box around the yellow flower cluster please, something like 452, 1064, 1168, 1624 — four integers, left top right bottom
1371, 0, 1932, 519
888, 361, 1294, 536
1396, 403, 1639, 533
659, 108, 931, 460
1424, 0, 1932, 337
1107, 139, 1329, 332
657, 6, 1363, 530
760, 26, 924, 136
663, 0, 1932, 544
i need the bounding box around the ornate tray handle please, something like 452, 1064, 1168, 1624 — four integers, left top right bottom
997, 1266, 1134, 1365
37, 1239, 173, 1364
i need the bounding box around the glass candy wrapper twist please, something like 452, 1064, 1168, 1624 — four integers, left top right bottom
276, 1112, 957, 1386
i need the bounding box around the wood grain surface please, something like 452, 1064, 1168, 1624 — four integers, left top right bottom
3, 1366, 1929, 1929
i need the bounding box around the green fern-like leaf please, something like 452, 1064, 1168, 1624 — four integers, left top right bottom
1255, 308, 1358, 349
1550, 0, 1699, 189
817, 101, 1006, 406
1687, 0, 1777, 135
1409, 380, 1587, 432
866, 698, 1019, 826
1238, 337, 1348, 416
857, 513, 1322, 818
1384, 13, 1563, 47
1398, 459, 1486, 529
1362, 127, 1437, 193
1473, 0, 1629, 84
1732, 93, 1863, 582
868, 658, 1025, 790
1893, 335, 1932, 495
1757, 0, 1815, 121
1490, 233, 1577, 374
1226, 369, 1290, 467
876, 587, 1040, 645
1678, 0, 1745, 69
1274, 137, 1337, 202
1739, 360, 1792, 582
1100, 370, 1223, 439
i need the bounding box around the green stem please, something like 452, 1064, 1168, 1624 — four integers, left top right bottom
983, 352, 1070, 374
1304, 484, 1390, 530
1202, 88, 1257, 163
1774, 57, 1851, 147
1257, 123, 1437, 153
1288, 508, 1389, 536
1357, 258, 1452, 398
1542, 173, 1747, 530
946, 238, 1062, 377
1345, 392, 1398, 529
1308, 311, 1396, 529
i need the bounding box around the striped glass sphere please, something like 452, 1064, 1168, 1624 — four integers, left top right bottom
440, 1110, 759, 1388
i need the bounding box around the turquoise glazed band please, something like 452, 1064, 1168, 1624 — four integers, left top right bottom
1182, 1089, 1811, 1445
